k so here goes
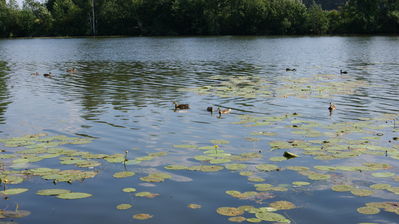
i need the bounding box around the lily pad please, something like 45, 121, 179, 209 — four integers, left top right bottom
216, 207, 244, 216
357, 206, 380, 215
228, 216, 246, 222
56, 192, 92, 199
269, 201, 296, 210
225, 164, 247, 171
116, 204, 132, 210
371, 172, 395, 178
351, 189, 374, 197
0, 188, 28, 195
255, 211, 290, 222
132, 213, 153, 220
36, 189, 71, 196
113, 171, 135, 178
122, 188, 137, 193
188, 203, 201, 209
331, 185, 353, 192
135, 192, 159, 198
256, 164, 279, 172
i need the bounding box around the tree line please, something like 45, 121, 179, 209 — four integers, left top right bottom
0, 0, 399, 37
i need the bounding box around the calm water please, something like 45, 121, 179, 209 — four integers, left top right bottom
0, 36, 398, 224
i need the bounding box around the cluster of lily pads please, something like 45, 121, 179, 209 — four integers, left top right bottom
181, 74, 370, 99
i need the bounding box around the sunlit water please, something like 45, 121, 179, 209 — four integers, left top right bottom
0, 36, 398, 224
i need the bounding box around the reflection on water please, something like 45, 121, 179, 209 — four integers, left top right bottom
0, 36, 398, 224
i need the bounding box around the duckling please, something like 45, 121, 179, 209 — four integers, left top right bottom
43, 72, 52, 78
207, 107, 213, 112
31, 72, 39, 76
328, 102, 336, 112
67, 68, 77, 73
340, 69, 348, 74
218, 107, 232, 115
173, 102, 190, 110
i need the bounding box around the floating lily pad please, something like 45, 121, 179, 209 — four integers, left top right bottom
256, 164, 279, 172
165, 165, 188, 170
292, 181, 310, 186
269, 156, 287, 162
216, 207, 244, 216
351, 189, 374, 197
57, 192, 92, 199
269, 201, 296, 210
135, 192, 159, 198
116, 204, 132, 210
122, 188, 137, 193
132, 213, 153, 220
331, 185, 353, 192
371, 172, 395, 178
228, 216, 246, 222
188, 203, 201, 209
210, 139, 230, 145
36, 189, 71, 196
0, 209, 31, 218
255, 211, 290, 222
173, 144, 197, 149
248, 177, 265, 182
225, 164, 247, 171
0, 188, 28, 195
357, 206, 380, 215
113, 171, 135, 178
246, 218, 262, 223
370, 184, 391, 190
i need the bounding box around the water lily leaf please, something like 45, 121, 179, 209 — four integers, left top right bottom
210, 158, 231, 164
36, 189, 71, 196
122, 188, 136, 193
292, 181, 310, 186
0, 209, 31, 218
225, 164, 247, 171
248, 177, 265, 182
188, 203, 201, 209
255, 211, 290, 222
269, 156, 287, 162
132, 213, 153, 220
135, 192, 159, 198
351, 189, 374, 197
269, 201, 296, 210
0, 188, 28, 195
164, 165, 188, 170
57, 192, 92, 199
331, 185, 353, 192
216, 207, 244, 216
371, 172, 395, 178
256, 164, 279, 172
113, 171, 135, 178
228, 216, 246, 222
246, 218, 262, 223
357, 206, 380, 215
190, 165, 224, 172
116, 204, 132, 210
370, 184, 391, 190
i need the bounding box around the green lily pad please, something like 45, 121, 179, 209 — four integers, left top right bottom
0, 188, 28, 195
216, 207, 244, 216
173, 144, 197, 149
116, 204, 132, 210
371, 172, 395, 178
36, 189, 71, 196
113, 171, 135, 178
269, 201, 296, 210
357, 206, 380, 215
255, 211, 290, 222
228, 216, 246, 222
132, 213, 153, 220
188, 203, 201, 209
256, 164, 279, 172
351, 189, 374, 197
210, 139, 230, 145
225, 163, 247, 171
135, 192, 159, 198
165, 165, 188, 170
57, 192, 92, 199
370, 184, 391, 190
292, 181, 310, 186
246, 218, 262, 223
269, 156, 287, 162
331, 185, 353, 192
122, 188, 137, 193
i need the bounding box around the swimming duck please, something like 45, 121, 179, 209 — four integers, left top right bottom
328, 102, 336, 111
207, 107, 213, 112
43, 72, 52, 78
173, 102, 190, 110
286, 68, 296, 72
218, 107, 232, 115
340, 70, 348, 74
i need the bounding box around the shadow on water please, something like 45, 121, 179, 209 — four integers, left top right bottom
0, 61, 11, 127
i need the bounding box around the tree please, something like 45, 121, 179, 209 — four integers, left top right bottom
306, 1, 329, 34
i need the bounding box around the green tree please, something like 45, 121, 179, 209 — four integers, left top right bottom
306, 2, 329, 34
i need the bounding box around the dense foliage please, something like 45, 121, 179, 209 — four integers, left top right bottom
0, 0, 399, 37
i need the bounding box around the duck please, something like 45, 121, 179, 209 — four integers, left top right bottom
173, 102, 190, 110
43, 72, 52, 78
67, 68, 77, 73
328, 102, 336, 111
286, 68, 296, 72
207, 107, 213, 112
340, 69, 348, 74
218, 107, 232, 115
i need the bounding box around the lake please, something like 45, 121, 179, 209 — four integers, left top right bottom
0, 36, 398, 224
